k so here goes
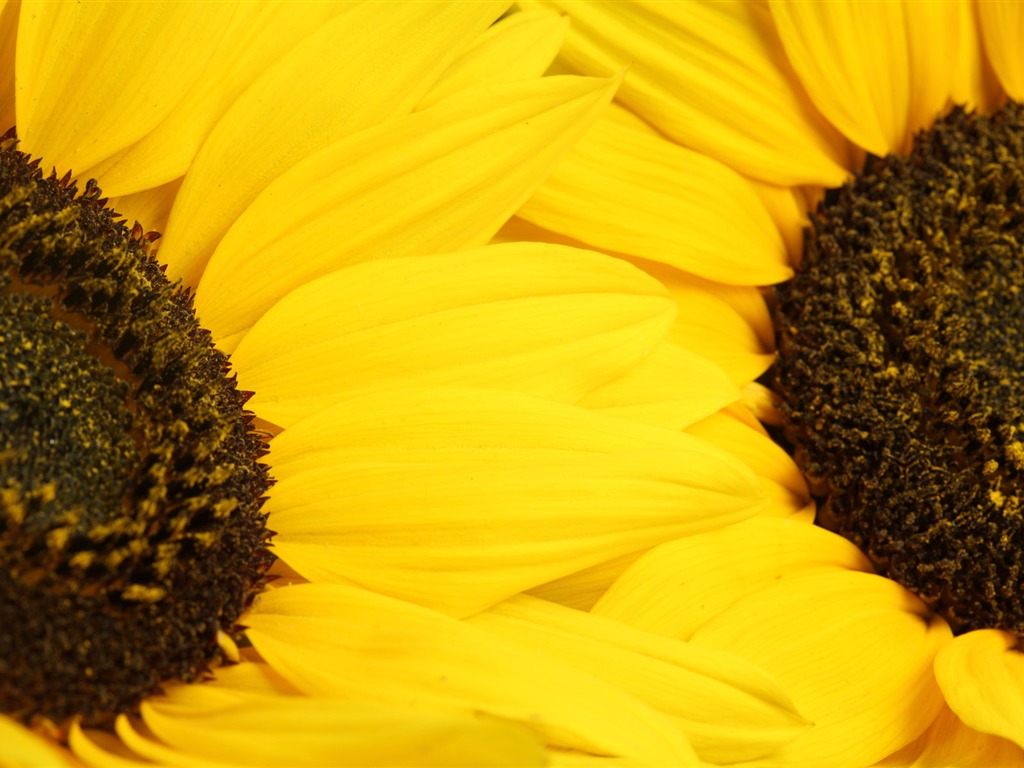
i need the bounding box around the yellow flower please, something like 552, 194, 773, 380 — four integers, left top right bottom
0, 2, 810, 766
515, 1, 1024, 765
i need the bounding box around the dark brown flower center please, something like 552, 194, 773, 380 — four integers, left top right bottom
0, 133, 273, 726
775, 103, 1024, 636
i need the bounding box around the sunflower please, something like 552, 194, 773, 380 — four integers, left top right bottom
1, 2, 826, 766
511, 1, 1024, 765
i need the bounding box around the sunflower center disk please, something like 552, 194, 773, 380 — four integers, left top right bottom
0, 135, 273, 725
775, 103, 1024, 637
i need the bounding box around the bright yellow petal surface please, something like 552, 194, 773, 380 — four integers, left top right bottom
769, 0, 919, 155
264, 387, 763, 617
137, 695, 545, 768
877, 703, 1024, 768
197, 75, 618, 349
527, 550, 644, 612
85, 2, 348, 196
593, 517, 872, 640
231, 244, 674, 428
108, 178, 182, 237
686, 410, 810, 518
160, 0, 507, 289
978, 0, 1024, 101
468, 595, 808, 763
644, 261, 776, 387
518, 104, 792, 285
750, 179, 810, 266
934, 629, 1024, 749
417, 10, 568, 110
245, 583, 701, 765
904, 0, 959, 137
524, 0, 850, 186
16, 0, 237, 176
951, 0, 1004, 112
576, 341, 739, 431
0, 0, 16, 132
70, 723, 155, 768
0, 716, 74, 767
691, 571, 951, 767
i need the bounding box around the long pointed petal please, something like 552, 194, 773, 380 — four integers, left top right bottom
244, 583, 701, 765
230, 244, 674, 427
16, 1, 237, 175
878, 703, 1024, 767
977, 1, 1024, 100
468, 595, 808, 763
693, 570, 950, 767
524, 0, 850, 186
417, 10, 568, 110
593, 517, 871, 640
264, 387, 763, 617
935, 629, 1024, 749
519, 105, 791, 285
196, 75, 617, 348
160, 0, 508, 289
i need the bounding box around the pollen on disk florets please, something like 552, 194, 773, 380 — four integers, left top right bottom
775, 103, 1024, 637
0, 132, 273, 724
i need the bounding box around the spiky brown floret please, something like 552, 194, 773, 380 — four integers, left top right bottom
0, 133, 273, 725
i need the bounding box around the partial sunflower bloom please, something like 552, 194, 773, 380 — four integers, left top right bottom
518, 0, 1024, 765
0, 1, 810, 765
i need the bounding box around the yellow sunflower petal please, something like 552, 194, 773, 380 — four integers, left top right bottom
85, 2, 348, 197
69, 723, 152, 768
518, 104, 792, 285
686, 410, 810, 517
640, 262, 775, 387
467, 595, 808, 764
592, 517, 872, 640
0, 0, 16, 132
977, 0, 1024, 101
244, 583, 701, 765
524, 0, 850, 186
160, 0, 507, 289
108, 178, 182, 237
750, 179, 810, 266
196, 75, 617, 349
769, 0, 913, 155
576, 341, 740, 431
0, 716, 75, 767
934, 629, 1024, 749
417, 10, 568, 110
16, 0, 237, 176
904, 0, 960, 136
952, 0, 1004, 112
139, 696, 546, 768
691, 570, 951, 767
264, 387, 763, 617
231, 244, 674, 428
527, 550, 644, 612
877, 703, 1024, 768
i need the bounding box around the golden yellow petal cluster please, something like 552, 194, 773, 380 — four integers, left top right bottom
514, 1, 1024, 765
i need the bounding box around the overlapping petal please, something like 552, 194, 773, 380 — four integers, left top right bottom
524, 0, 851, 186
1, 715, 75, 767
934, 629, 1024, 749
877, 703, 1024, 768
593, 517, 871, 639
231, 244, 674, 428
770, 1, 957, 155
977, 1, 1024, 101
15, 0, 238, 176
690, 571, 951, 767
467, 595, 808, 763
244, 583, 701, 765
159, 0, 508, 289
263, 387, 763, 617
518, 104, 792, 285
195, 75, 619, 350
417, 10, 568, 109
